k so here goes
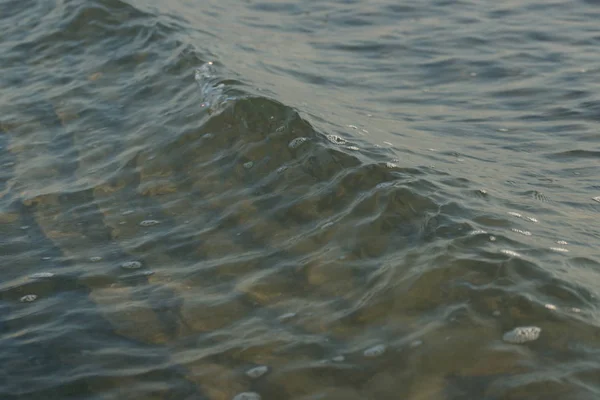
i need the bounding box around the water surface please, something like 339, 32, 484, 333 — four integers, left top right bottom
1, 0, 600, 399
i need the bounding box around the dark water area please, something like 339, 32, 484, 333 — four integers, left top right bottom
1, 0, 600, 398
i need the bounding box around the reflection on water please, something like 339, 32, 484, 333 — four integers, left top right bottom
1, 0, 600, 399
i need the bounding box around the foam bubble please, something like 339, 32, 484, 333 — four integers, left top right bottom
469, 229, 487, 235
502, 326, 541, 344
332, 355, 345, 362
20, 294, 37, 303
592, 196, 600, 203
326, 135, 346, 145
90, 256, 103, 262
288, 137, 308, 149
511, 228, 532, 236
121, 261, 142, 269
139, 220, 160, 227
549, 247, 569, 253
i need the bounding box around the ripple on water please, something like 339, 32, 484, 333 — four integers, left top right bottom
2, 4, 600, 399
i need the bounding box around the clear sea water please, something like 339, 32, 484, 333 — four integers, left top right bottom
1, 0, 600, 399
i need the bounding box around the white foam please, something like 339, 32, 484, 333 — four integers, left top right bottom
139, 220, 160, 227
121, 261, 142, 269
288, 137, 308, 149
502, 326, 541, 344
20, 294, 38, 303
246, 366, 269, 379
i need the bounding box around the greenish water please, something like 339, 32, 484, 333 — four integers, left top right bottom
1, 0, 600, 399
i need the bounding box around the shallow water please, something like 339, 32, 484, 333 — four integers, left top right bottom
1, 0, 600, 399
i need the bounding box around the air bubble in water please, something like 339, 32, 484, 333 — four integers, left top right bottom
121, 261, 142, 269
246, 365, 269, 379
243, 161, 254, 170
233, 392, 261, 400
363, 344, 386, 358
288, 137, 308, 149
503, 326, 541, 344
20, 294, 37, 303
140, 220, 160, 227
326, 135, 346, 145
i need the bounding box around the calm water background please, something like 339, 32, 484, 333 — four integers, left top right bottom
1, 0, 600, 398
